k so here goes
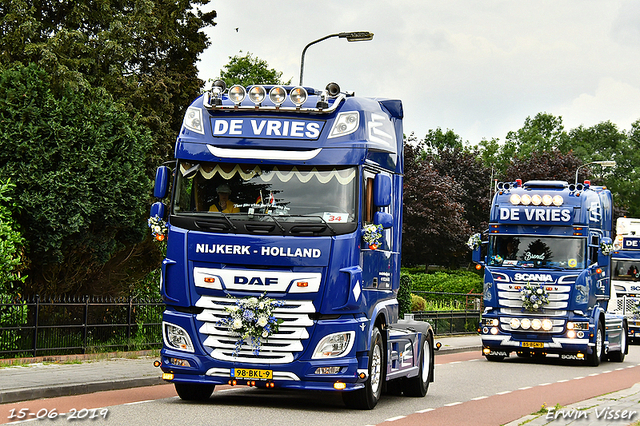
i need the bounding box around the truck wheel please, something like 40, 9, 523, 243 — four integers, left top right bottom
609, 322, 628, 362
175, 383, 215, 401
587, 323, 604, 366
343, 326, 384, 410
403, 335, 432, 397
485, 354, 504, 362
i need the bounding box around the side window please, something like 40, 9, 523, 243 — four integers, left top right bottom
363, 173, 375, 223
589, 234, 599, 264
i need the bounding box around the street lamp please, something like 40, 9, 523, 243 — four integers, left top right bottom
299, 31, 374, 86
574, 160, 616, 185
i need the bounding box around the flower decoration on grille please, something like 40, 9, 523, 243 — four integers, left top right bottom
600, 241, 614, 256
217, 293, 285, 356
362, 224, 383, 250
148, 215, 168, 241
466, 233, 482, 251
520, 282, 550, 312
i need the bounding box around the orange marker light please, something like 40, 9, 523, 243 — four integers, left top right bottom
297, 281, 309, 287
204, 277, 216, 284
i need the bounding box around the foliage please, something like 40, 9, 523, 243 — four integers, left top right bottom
0, 179, 26, 293
398, 273, 413, 319
0, 0, 217, 166
0, 63, 154, 296
402, 136, 471, 267
218, 51, 292, 87
409, 270, 482, 295
411, 294, 426, 312
504, 150, 584, 183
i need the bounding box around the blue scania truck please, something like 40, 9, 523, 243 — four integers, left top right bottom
151, 80, 434, 409
611, 217, 640, 340
471, 179, 627, 365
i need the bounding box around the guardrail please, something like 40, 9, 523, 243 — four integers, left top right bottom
0, 295, 163, 358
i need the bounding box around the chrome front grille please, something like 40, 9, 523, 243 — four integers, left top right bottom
496, 283, 571, 317
195, 295, 315, 364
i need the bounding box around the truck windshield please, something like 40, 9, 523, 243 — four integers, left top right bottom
173, 161, 357, 223
612, 259, 640, 281
488, 235, 586, 269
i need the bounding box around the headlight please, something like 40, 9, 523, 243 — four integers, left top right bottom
531, 319, 542, 330
163, 322, 195, 353
183, 107, 204, 134
542, 195, 553, 206
328, 111, 359, 139
510, 194, 521, 205
520, 318, 531, 330
532, 195, 542, 206
521, 194, 532, 205
312, 332, 355, 358
510, 318, 521, 329
542, 319, 553, 331
553, 195, 563, 206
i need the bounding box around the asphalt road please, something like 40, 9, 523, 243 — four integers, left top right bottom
3, 348, 640, 426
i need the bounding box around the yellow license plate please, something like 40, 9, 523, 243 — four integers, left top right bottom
521, 341, 544, 348
232, 368, 273, 380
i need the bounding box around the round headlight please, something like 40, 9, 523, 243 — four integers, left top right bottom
510, 318, 521, 329
491, 319, 499, 327
290, 87, 308, 106
248, 86, 266, 104
520, 318, 531, 330
510, 194, 521, 205
531, 195, 542, 206
228, 85, 246, 104
269, 86, 287, 105
542, 319, 553, 331
542, 195, 553, 206
531, 319, 542, 330
567, 322, 575, 330
553, 195, 563, 206
521, 194, 532, 205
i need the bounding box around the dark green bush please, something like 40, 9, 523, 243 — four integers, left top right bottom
398, 273, 412, 319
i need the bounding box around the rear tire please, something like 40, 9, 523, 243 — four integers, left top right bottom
587, 323, 604, 366
343, 326, 384, 410
609, 322, 627, 362
403, 335, 432, 397
175, 383, 215, 401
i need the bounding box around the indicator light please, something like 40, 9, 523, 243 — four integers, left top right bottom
334, 382, 347, 390
162, 373, 174, 380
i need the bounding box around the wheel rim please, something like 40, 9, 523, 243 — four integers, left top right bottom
421, 340, 431, 382
370, 343, 382, 394
596, 327, 603, 357
621, 328, 626, 352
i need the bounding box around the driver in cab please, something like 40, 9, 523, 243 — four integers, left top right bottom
209, 184, 240, 214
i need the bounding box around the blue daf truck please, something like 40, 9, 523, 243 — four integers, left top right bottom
470, 179, 627, 365
150, 81, 434, 409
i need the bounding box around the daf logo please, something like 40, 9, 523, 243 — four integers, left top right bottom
514, 273, 553, 282
234, 276, 278, 286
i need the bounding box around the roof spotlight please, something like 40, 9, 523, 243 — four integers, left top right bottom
510, 194, 521, 205
542, 195, 553, 206
521, 194, 532, 205
228, 85, 246, 104
532, 195, 542, 206
326, 82, 341, 97
269, 86, 287, 106
290, 86, 308, 107
553, 195, 563, 206
248, 86, 266, 105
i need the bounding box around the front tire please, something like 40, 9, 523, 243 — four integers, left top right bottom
403, 335, 433, 397
175, 383, 215, 401
609, 322, 628, 362
587, 323, 604, 366
343, 326, 384, 410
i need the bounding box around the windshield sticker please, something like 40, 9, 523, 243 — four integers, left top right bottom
323, 213, 349, 223
503, 260, 518, 266
568, 258, 578, 268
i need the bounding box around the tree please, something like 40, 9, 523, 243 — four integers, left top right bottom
402, 137, 471, 268
0, 0, 217, 165
504, 150, 584, 183
0, 63, 154, 296
218, 51, 292, 86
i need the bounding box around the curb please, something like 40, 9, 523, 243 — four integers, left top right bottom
436, 345, 481, 355
0, 377, 166, 405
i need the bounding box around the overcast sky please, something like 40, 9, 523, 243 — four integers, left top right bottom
197, 1, 640, 144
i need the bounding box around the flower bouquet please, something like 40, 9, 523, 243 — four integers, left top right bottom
217, 293, 285, 356
466, 233, 481, 251
363, 224, 383, 250
600, 241, 614, 256
148, 215, 168, 241
520, 282, 550, 312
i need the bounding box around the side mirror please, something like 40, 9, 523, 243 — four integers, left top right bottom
154, 166, 170, 199
373, 174, 392, 207
374, 211, 393, 229
150, 201, 166, 220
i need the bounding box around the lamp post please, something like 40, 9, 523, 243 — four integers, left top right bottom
299, 31, 374, 86
574, 160, 616, 185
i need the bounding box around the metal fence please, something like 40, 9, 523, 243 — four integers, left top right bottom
0, 295, 164, 358
411, 291, 483, 335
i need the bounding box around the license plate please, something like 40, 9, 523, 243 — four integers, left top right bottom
232, 368, 273, 380
521, 341, 544, 348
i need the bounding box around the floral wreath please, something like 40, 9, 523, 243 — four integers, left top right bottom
148, 215, 168, 241
362, 224, 383, 250
466, 233, 481, 251
217, 293, 285, 356
520, 282, 550, 312
600, 241, 614, 256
